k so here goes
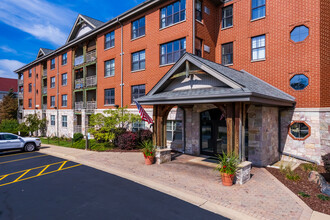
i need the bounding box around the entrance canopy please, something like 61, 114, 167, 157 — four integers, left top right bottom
137, 53, 295, 107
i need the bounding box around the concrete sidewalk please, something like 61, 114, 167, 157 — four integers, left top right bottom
39, 145, 325, 220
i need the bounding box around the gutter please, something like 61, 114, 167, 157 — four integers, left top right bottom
192, 0, 195, 55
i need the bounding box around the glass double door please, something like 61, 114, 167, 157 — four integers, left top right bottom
200, 108, 227, 156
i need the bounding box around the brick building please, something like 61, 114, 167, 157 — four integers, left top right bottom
15, 0, 330, 165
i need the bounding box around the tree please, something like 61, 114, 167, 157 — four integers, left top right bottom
89, 107, 141, 142
0, 89, 18, 123
20, 113, 47, 136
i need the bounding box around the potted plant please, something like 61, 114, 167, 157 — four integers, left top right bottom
140, 140, 156, 165
216, 152, 239, 186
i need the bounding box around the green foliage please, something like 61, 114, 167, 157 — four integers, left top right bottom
0, 119, 19, 133
298, 192, 310, 198
280, 164, 300, 181
216, 151, 239, 175
73, 133, 84, 143
89, 140, 114, 151
317, 194, 330, 201
301, 163, 318, 172
0, 89, 17, 123
72, 139, 86, 149
140, 140, 155, 157
89, 107, 141, 143
286, 173, 300, 181
19, 113, 47, 135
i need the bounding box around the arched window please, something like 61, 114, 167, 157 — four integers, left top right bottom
290, 25, 309, 42
290, 74, 309, 90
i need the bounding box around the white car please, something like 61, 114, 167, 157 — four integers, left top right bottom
0, 133, 41, 152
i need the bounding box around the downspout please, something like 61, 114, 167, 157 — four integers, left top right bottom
56, 54, 59, 138
117, 18, 124, 108
192, 0, 195, 54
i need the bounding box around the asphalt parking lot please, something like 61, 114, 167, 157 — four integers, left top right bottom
0, 150, 227, 220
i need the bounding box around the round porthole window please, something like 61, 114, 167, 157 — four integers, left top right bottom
290, 74, 309, 90
290, 25, 309, 42
289, 122, 310, 140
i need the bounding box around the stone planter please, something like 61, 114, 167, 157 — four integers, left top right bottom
235, 161, 252, 185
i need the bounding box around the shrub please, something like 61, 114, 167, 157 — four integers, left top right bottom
138, 130, 153, 144
73, 133, 84, 143
140, 140, 155, 157
116, 131, 138, 150
216, 152, 239, 175
0, 119, 19, 134
298, 192, 310, 198
89, 139, 114, 151
317, 194, 330, 201
72, 139, 85, 149
322, 153, 330, 173
301, 163, 318, 172
280, 164, 300, 181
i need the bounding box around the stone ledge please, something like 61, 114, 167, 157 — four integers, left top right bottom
155, 148, 171, 165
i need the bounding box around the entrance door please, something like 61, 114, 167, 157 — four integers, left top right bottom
200, 108, 227, 156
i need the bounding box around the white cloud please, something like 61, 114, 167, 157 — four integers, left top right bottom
0, 46, 17, 54
0, 0, 77, 46
0, 59, 25, 79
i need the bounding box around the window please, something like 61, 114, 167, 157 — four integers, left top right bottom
160, 38, 186, 65
62, 94, 67, 107
290, 122, 310, 140
251, 0, 265, 20
104, 88, 115, 105
290, 74, 309, 90
132, 50, 145, 71
132, 121, 146, 132
105, 31, 115, 49
131, 85, 145, 102
105, 59, 115, 77
28, 69, 32, 78
290, 25, 309, 43
221, 42, 233, 65
195, 38, 202, 57
62, 53, 67, 65
160, 0, 186, 28
195, 0, 202, 21
51, 115, 55, 126
2, 134, 18, 140
222, 5, 233, 29
166, 120, 182, 141
50, 77, 55, 88
62, 115, 67, 127
251, 35, 265, 60
50, 96, 55, 107
28, 83, 32, 92
62, 73, 67, 86
132, 17, 145, 39
28, 99, 32, 108
51, 58, 55, 69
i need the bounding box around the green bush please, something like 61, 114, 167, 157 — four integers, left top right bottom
0, 119, 19, 134
73, 133, 84, 143
72, 139, 85, 149
298, 192, 310, 198
89, 140, 114, 151
301, 163, 318, 172
317, 194, 330, 201
280, 164, 300, 181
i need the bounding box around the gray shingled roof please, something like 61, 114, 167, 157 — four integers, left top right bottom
137, 53, 295, 106
40, 48, 53, 55
80, 14, 104, 27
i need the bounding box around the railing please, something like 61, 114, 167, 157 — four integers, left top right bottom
18, 79, 23, 85
86, 50, 96, 63
75, 78, 84, 89
86, 101, 96, 113
42, 87, 47, 94
42, 104, 47, 112
18, 106, 23, 112
86, 75, 97, 87
18, 92, 23, 99
74, 125, 82, 134
43, 69, 47, 77
74, 55, 84, 66
75, 102, 84, 111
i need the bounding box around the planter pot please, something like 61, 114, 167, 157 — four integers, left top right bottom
221, 173, 235, 186
144, 156, 155, 165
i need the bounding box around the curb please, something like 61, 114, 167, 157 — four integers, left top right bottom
40, 146, 257, 220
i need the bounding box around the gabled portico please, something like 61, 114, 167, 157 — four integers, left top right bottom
137, 53, 295, 165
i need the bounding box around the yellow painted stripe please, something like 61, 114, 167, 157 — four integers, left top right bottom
57, 161, 67, 171
0, 151, 34, 158
0, 175, 8, 181
0, 155, 48, 165
37, 165, 50, 176
0, 164, 82, 187
13, 169, 30, 182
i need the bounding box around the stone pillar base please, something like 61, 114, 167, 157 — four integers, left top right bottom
155, 149, 171, 164
235, 161, 252, 185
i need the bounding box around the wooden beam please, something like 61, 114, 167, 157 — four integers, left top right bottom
226, 103, 234, 153
169, 70, 207, 80
152, 105, 157, 146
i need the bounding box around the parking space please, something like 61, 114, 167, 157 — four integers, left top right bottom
0, 151, 226, 219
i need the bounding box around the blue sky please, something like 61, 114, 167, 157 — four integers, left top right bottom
0, 0, 145, 79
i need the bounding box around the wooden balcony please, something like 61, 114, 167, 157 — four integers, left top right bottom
86, 75, 97, 87
75, 78, 84, 89
74, 55, 84, 66
86, 50, 96, 63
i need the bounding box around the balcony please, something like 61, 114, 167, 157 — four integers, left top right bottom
75, 78, 84, 89
43, 69, 47, 77
75, 102, 84, 111
86, 76, 97, 87
74, 55, 84, 66
86, 101, 96, 114
18, 79, 23, 85
42, 87, 47, 94
18, 92, 23, 99
86, 50, 96, 63
18, 106, 23, 112
42, 104, 47, 112
74, 125, 82, 134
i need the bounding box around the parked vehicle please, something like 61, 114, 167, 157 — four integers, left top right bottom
0, 133, 41, 152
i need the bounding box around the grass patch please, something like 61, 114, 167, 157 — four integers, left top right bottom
317, 194, 330, 201
298, 192, 310, 198
40, 137, 72, 148
280, 164, 300, 181
301, 163, 318, 172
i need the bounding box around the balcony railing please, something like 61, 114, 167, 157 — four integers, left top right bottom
18, 92, 23, 99
75, 102, 84, 111
86, 50, 96, 63
75, 78, 84, 89
18, 79, 23, 85
43, 69, 47, 77
74, 55, 84, 66
42, 104, 47, 112
74, 125, 82, 134
42, 87, 47, 94
86, 101, 96, 113
18, 106, 23, 112
86, 75, 97, 87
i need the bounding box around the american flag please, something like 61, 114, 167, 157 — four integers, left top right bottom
134, 100, 154, 124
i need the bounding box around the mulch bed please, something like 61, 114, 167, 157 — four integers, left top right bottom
266, 164, 330, 215
104, 149, 141, 153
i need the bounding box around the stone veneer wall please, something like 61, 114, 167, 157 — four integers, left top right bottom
281, 108, 330, 164
166, 108, 184, 152
248, 106, 279, 166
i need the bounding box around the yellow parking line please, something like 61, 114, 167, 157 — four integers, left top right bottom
37, 165, 50, 176
0, 151, 34, 158
0, 154, 48, 165
0, 175, 8, 181
57, 161, 67, 170
13, 169, 31, 182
